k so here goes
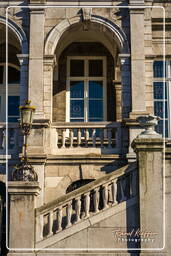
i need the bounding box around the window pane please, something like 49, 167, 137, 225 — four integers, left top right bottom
70, 119, 84, 122
8, 96, 20, 116
70, 81, 84, 98
89, 100, 103, 119
89, 81, 103, 98
153, 82, 167, 99
70, 60, 84, 76
89, 60, 103, 77
0, 66, 3, 84
8, 67, 20, 84
153, 61, 164, 78
154, 101, 168, 118
70, 100, 84, 118
155, 120, 168, 137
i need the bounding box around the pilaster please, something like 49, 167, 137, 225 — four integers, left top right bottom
132, 137, 164, 249
17, 54, 29, 105
129, 6, 148, 118
8, 182, 40, 249
43, 55, 56, 121
28, 8, 45, 119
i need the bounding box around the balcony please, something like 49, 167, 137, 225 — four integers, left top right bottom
51, 122, 123, 155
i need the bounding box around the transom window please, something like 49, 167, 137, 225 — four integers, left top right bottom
66, 57, 107, 122
153, 60, 171, 137
0, 63, 20, 122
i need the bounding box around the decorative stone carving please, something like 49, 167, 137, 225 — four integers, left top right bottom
136, 115, 162, 138
12, 160, 38, 181
81, 8, 92, 21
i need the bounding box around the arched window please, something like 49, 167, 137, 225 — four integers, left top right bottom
0, 63, 20, 122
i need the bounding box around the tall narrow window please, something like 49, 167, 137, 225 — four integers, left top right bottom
153, 61, 171, 137
66, 57, 106, 122
0, 64, 20, 122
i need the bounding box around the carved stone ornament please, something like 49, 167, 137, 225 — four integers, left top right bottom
12, 158, 38, 182
81, 8, 92, 21
136, 115, 162, 138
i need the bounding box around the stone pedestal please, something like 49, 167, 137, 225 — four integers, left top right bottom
132, 137, 164, 249
8, 182, 40, 250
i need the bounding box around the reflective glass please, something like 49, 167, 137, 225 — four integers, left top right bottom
8, 67, 20, 84
0, 66, 3, 84
153, 82, 167, 99
89, 100, 103, 119
70, 60, 84, 76
70, 81, 84, 98
8, 96, 20, 116
89, 60, 103, 77
155, 120, 168, 137
153, 61, 164, 78
154, 101, 168, 118
70, 100, 84, 118
89, 81, 103, 99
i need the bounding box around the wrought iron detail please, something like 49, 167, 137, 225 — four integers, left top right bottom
12, 158, 38, 182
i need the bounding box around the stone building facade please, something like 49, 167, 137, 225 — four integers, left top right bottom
0, 0, 171, 255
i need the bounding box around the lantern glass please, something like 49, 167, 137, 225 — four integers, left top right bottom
19, 101, 35, 128
21, 109, 33, 125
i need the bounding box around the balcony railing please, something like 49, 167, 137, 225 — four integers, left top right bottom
0, 123, 20, 156
36, 163, 137, 243
51, 122, 123, 154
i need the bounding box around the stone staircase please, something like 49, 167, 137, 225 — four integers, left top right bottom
35, 162, 138, 249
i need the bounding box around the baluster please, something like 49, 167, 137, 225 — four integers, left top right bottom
92, 129, 96, 147
107, 128, 112, 149
70, 129, 74, 148
48, 211, 53, 236
66, 202, 72, 228
85, 129, 89, 147
56, 129, 59, 148
57, 207, 62, 232
75, 197, 81, 223
111, 180, 117, 204
0, 128, 4, 149
93, 188, 99, 213
100, 128, 104, 148
36, 214, 44, 241
131, 171, 137, 197
120, 177, 126, 201
61, 129, 66, 148
84, 192, 90, 218
102, 184, 109, 209
115, 127, 122, 153
77, 128, 81, 147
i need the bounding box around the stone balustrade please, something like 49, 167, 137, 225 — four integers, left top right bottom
52, 122, 123, 154
35, 164, 137, 242
0, 123, 20, 154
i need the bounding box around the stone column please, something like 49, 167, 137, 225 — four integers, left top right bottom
28, 8, 45, 119
132, 121, 164, 249
129, 3, 148, 118
8, 182, 40, 249
17, 54, 29, 104
114, 82, 122, 122
43, 55, 56, 121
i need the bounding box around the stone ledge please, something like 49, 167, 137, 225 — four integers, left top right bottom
8, 181, 41, 195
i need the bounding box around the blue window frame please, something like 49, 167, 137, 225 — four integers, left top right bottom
153, 61, 170, 137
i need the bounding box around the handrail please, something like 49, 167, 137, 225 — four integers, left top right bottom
36, 162, 136, 216
52, 121, 122, 129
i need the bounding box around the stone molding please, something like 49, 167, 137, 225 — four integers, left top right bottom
8, 181, 41, 195
0, 16, 28, 54
44, 15, 129, 55
132, 137, 163, 152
